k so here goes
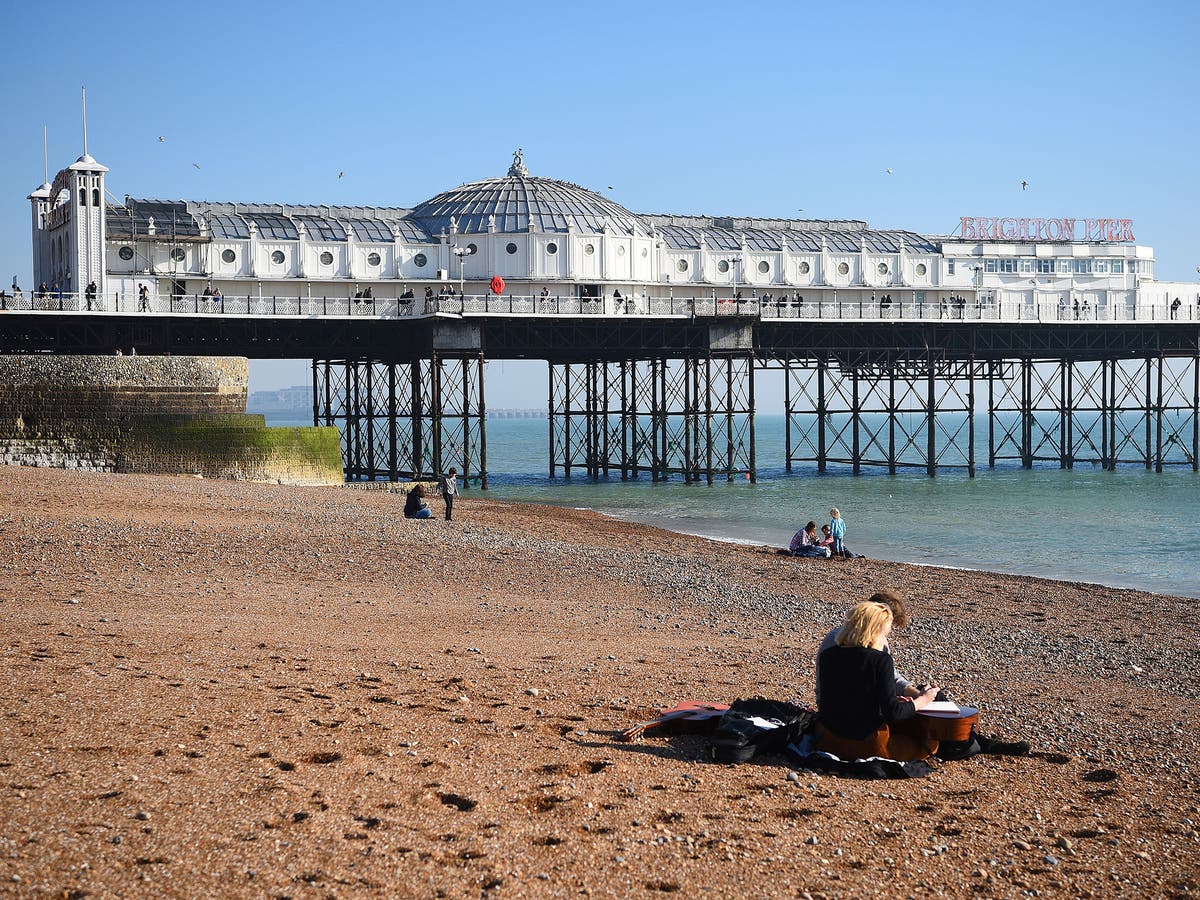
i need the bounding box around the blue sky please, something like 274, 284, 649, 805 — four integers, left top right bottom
2, 0, 1197, 403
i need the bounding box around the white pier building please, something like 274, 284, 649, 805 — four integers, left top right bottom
23, 148, 1200, 322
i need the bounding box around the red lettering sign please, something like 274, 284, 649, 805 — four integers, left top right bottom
958, 216, 1131, 242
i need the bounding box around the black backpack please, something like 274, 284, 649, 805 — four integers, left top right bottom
710, 698, 815, 764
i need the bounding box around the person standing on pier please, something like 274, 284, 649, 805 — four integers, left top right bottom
438, 468, 459, 521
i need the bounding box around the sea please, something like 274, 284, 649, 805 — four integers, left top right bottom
264, 413, 1199, 599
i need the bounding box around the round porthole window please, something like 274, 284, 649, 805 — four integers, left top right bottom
677, 258, 689, 273
837, 262, 850, 276
877, 262, 889, 275
170, 247, 186, 262
221, 249, 236, 264
119, 246, 134, 261
617, 245, 626, 256
717, 260, 730, 273
546, 242, 558, 255
915, 263, 927, 276
367, 252, 381, 266
319, 251, 334, 266
505, 242, 518, 255
641, 247, 649, 258
466, 243, 478, 256
757, 260, 770, 274
584, 243, 595, 256
271, 250, 286, 265
413, 253, 428, 268
798, 261, 810, 275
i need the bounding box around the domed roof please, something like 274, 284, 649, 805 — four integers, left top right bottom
409, 150, 644, 236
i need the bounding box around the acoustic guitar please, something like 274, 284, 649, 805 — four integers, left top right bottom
916, 705, 979, 743
619, 700, 730, 742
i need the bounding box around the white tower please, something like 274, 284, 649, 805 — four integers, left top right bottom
27, 180, 53, 289
65, 151, 109, 295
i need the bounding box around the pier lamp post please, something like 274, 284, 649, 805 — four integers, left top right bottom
452, 245, 474, 302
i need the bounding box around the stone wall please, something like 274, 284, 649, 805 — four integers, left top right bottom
0, 355, 248, 433
0, 356, 343, 485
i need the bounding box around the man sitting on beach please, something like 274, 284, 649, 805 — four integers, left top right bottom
790, 522, 831, 558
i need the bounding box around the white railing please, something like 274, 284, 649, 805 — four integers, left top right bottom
2, 291, 1198, 324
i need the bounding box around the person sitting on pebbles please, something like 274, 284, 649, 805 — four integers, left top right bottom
790, 521, 831, 558
814, 601, 943, 761
815, 595, 1030, 762
403, 483, 433, 519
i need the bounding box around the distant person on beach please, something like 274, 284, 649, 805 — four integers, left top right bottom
829, 508, 846, 556
404, 484, 433, 519
813, 601, 942, 761
819, 524, 835, 549
438, 467, 458, 521
789, 521, 831, 558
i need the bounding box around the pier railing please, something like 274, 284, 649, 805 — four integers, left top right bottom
2, 291, 1197, 323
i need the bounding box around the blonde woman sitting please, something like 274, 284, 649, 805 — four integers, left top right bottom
814, 601, 941, 762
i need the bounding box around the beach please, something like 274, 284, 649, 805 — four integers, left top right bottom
0, 467, 1197, 898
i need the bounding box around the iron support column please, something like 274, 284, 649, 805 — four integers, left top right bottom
747, 356, 757, 483
1145, 356, 1153, 470
411, 361, 424, 476
987, 362, 996, 468
478, 351, 488, 489
784, 359, 793, 473
851, 366, 861, 475
888, 362, 897, 476
926, 346, 937, 477
1155, 352, 1164, 474
967, 354, 976, 478
705, 355, 714, 486
388, 363, 398, 481
817, 356, 827, 473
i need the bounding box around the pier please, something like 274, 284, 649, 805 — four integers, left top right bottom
2, 293, 1196, 484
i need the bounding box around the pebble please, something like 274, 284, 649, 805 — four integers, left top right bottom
805, 836, 818, 845
134, 811, 150, 821
1013, 840, 1032, 851
111, 835, 123, 844
1043, 854, 1059, 866
525, 688, 539, 697
786, 771, 800, 783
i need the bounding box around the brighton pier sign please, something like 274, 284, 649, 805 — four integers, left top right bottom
960, 216, 1134, 242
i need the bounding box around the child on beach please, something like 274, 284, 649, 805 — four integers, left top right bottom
438, 467, 458, 521
829, 508, 846, 557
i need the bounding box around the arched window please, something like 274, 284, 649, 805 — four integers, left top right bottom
79, 188, 86, 206
93, 188, 100, 207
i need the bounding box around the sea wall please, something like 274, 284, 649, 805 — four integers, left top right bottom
0, 356, 343, 485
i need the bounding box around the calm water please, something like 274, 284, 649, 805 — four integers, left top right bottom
268, 414, 1199, 598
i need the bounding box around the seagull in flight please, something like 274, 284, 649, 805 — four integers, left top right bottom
885, 167, 893, 175
338, 171, 345, 179
158, 136, 165, 143
1021, 180, 1029, 190
192, 162, 201, 170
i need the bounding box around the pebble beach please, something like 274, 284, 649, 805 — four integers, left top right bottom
1, 466, 1197, 898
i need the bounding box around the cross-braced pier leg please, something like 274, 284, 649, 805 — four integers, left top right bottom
313, 356, 486, 485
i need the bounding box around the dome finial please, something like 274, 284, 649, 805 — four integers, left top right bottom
508, 148, 528, 178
